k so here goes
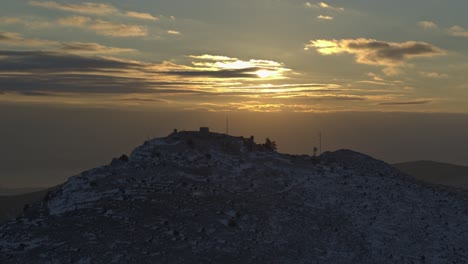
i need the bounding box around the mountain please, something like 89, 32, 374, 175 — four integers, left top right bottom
0, 190, 49, 222
0, 187, 49, 196
1, 130, 468, 263
394, 160, 468, 190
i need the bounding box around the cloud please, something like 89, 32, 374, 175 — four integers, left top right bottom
379, 100, 431, 105
318, 2, 343, 11
189, 55, 283, 68
301, 95, 366, 101
125, 11, 158, 21
0, 16, 52, 28
16, 91, 55, 97
205, 102, 287, 112
0, 32, 135, 54
0, 50, 295, 98
0, 17, 22, 24
235, 83, 340, 90
305, 38, 445, 75
0, 32, 57, 46
59, 42, 135, 54
305, 2, 344, 11
161, 67, 263, 79
367, 72, 384, 81
186, 54, 291, 80
57, 15, 91, 26
0, 50, 151, 94
448, 25, 468, 38
29, 1, 118, 15
418, 21, 438, 30
317, 15, 333, 20
58, 16, 147, 37
0, 52, 207, 96
418, 21, 439, 30
188, 97, 368, 112
116, 97, 169, 103
0, 50, 140, 72
0, 49, 402, 112
29, 1, 159, 21
167, 30, 181, 35
189, 54, 238, 61
416, 22, 468, 38
419, 71, 449, 78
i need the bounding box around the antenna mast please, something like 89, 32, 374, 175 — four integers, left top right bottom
226, 116, 229, 135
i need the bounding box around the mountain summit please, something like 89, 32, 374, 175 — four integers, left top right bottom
1, 130, 468, 263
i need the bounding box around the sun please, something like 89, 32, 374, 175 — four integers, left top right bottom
256, 70, 273, 78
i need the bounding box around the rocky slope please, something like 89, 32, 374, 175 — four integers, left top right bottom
1, 131, 468, 263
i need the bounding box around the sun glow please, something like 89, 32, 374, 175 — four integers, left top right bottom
256, 70, 273, 78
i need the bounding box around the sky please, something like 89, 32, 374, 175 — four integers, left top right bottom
1, 0, 468, 112
1, 0, 468, 187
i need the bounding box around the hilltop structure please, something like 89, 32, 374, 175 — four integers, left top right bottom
199, 127, 210, 134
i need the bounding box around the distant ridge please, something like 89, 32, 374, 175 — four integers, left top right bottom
0, 187, 48, 196
393, 160, 468, 190
0, 190, 49, 222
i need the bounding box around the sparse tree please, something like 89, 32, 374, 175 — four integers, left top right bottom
264, 138, 277, 152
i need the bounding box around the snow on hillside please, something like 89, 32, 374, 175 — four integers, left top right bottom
1, 131, 468, 263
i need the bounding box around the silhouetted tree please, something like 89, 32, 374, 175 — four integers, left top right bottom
311, 147, 320, 164
264, 138, 277, 152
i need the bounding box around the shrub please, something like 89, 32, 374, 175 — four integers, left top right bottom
264, 138, 277, 152
186, 138, 195, 148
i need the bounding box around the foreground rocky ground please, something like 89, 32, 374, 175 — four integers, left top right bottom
1, 131, 468, 263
